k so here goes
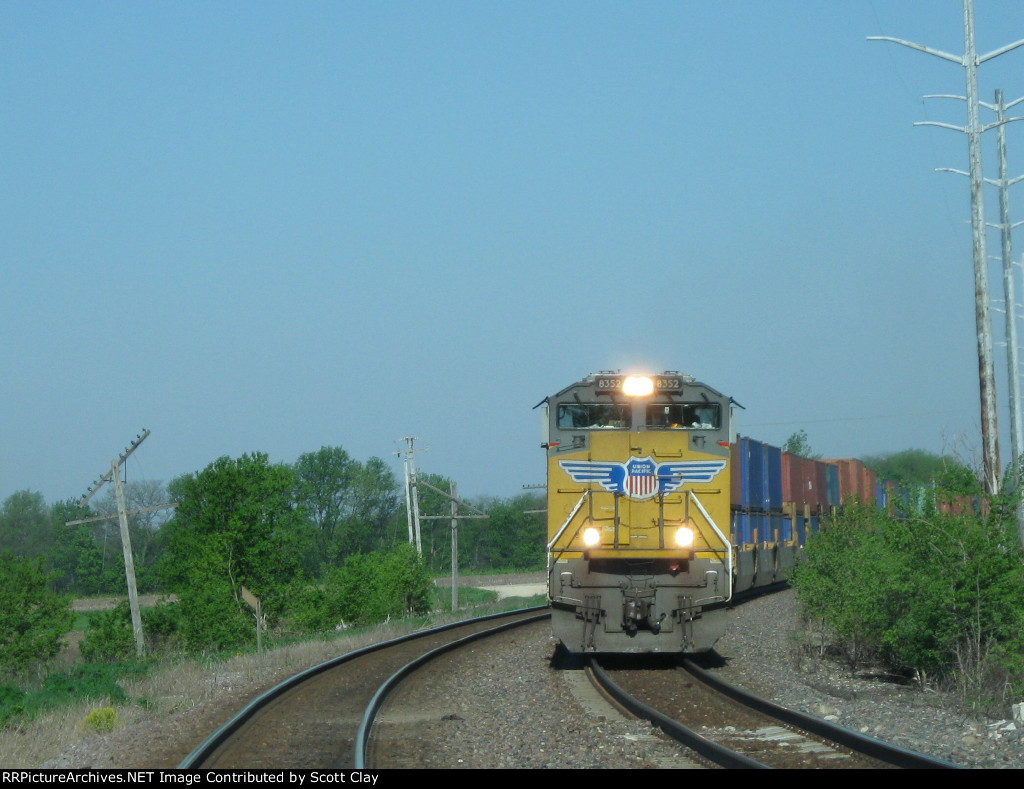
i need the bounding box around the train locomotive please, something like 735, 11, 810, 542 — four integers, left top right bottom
539, 370, 885, 655
540, 370, 738, 654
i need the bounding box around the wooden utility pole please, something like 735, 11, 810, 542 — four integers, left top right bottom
416, 478, 488, 611
869, 0, 1024, 495
450, 482, 459, 611
69, 429, 175, 657
396, 437, 425, 555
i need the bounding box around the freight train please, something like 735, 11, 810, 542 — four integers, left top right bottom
539, 370, 889, 655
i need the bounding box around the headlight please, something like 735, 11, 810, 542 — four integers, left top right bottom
622, 375, 654, 396
674, 526, 694, 548
583, 526, 602, 546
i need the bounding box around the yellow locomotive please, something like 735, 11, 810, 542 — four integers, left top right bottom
540, 371, 737, 653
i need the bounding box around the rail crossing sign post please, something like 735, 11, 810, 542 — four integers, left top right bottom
241, 585, 264, 671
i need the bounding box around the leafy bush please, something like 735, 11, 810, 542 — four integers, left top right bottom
281, 579, 333, 633
282, 543, 434, 632
141, 599, 184, 654
0, 552, 73, 674
334, 543, 433, 626
79, 602, 135, 663
791, 500, 1024, 709
0, 663, 147, 730
790, 504, 899, 667
175, 579, 253, 654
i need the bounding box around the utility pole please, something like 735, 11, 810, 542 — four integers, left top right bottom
395, 437, 424, 555
928, 86, 1024, 507
989, 90, 1024, 544
70, 430, 175, 657
990, 91, 1024, 469
416, 478, 488, 611
869, 0, 1024, 495
450, 482, 459, 611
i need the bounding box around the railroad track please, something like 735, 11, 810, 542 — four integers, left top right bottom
589, 657, 964, 769
178, 608, 548, 769
180, 599, 965, 770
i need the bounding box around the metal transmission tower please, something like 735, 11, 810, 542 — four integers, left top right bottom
70, 429, 176, 657
869, 0, 1024, 495
928, 88, 1024, 511
986, 90, 1024, 544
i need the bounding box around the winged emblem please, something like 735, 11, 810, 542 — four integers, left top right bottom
558, 456, 726, 501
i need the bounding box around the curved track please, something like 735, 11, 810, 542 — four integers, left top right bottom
589, 657, 964, 769
179, 608, 547, 769
180, 594, 965, 770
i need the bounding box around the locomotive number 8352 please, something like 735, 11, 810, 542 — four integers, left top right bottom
539, 370, 739, 654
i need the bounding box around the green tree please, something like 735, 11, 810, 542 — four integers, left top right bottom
782, 430, 819, 459
293, 448, 403, 570
293, 445, 357, 569
86, 480, 174, 593
0, 552, 73, 674
344, 457, 404, 555
47, 499, 105, 596
0, 490, 51, 558
861, 449, 970, 487
461, 493, 545, 571
159, 453, 314, 652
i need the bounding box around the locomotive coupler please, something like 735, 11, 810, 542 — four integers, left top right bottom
622, 587, 659, 634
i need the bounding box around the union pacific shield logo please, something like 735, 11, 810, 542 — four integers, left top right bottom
624, 456, 657, 498
559, 456, 726, 501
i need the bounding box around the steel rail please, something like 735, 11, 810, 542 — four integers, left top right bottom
353, 611, 550, 768
177, 606, 548, 769
681, 658, 965, 770
588, 657, 768, 769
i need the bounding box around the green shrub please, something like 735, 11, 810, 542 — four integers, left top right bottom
79, 602, 136, 663
0, 552, 74, 673
176, 580, 252, 654
333, 543, 433, 627
141, 599, 184, 653
0, 684, 26, 727
282, 580, 333, 633
791, 500, 1024, 708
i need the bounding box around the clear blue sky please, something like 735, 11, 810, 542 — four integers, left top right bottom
3, 1, 1024, 506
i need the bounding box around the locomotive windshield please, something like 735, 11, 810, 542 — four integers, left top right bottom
556, 402, 631, 429
646, 403, 721, 430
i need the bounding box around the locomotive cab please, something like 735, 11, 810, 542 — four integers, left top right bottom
541, 371, 738, 654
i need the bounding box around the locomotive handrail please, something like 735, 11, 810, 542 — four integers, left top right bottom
546, 489, 590, 557
686, 490, 733, 602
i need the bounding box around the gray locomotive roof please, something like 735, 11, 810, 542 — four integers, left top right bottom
534, 371, 743, 409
